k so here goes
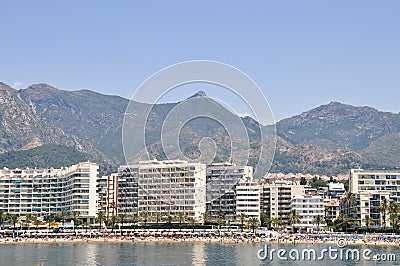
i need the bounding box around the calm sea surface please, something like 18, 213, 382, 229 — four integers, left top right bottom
1, 242, 400, 266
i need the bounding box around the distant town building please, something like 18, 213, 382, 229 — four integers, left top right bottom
327, 182, 345, 199
0, 162, 99, 222
206, 163, 253, 221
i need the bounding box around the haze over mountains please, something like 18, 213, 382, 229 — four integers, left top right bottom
0, 81, 399, 176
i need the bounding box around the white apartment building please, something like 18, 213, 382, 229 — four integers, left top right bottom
236, 176, 260, 221
206, 163, 253, 221
0, 162, 99, 221
120, 159, 207, 222
261, 180, 305, 224
291, 195, 325, 232
348, 169, 400, 227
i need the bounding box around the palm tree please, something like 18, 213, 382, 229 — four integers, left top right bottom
96, 211, 106, 230
58, 210, 69, 232
118, 213, 126, 236
335, 214, 352, 232
363, 215, 374, 233
165, 215, 174, 231
215, 214, 225, 231
389, 200, 400, 231
131, 215, 139, 226
238, 213, 247, 231
248, 218, 260, 233
260, 213, 271, 228
8, 214, 19, 234
271, 218, 282, 230
109, 215, 118, 232
201, 212, 210, 225
0, 210, 5, 226
312, 215, 324, 233
140, 211, 149, 227
44, 214, 55, 229
188, 217, 197, 233
379, 198, 390, 230
177, 213, 185, 230
33, 216, 41, 233
24, 214, 34, 232
287, 210, 301, 230
155, 212, 162, 226
71, 211, 82, 232
343, 191, 356, 216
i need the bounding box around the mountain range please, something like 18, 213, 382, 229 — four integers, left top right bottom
0, 81, 399, 176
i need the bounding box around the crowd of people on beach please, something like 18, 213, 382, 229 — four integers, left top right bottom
2, 229, 400, 246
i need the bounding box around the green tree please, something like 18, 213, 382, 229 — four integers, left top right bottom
188, 217, 197, 233
287, 210, 301, 229
140, 211, 149, 227
96, 211, 106, 230
312, 215, 324, 232
44, 214, 56, 229
33, 216, 41, 232
177, 213, 185, 230
237, 213, 247, 231
58, 210, 69, 231
363, 215, 374, 233
109, 215, 118, 232
272, 218, 282, 230
201, 212, 210, 225
8, 214, 20, 233
118, 213, 126, 236
248, 218, 260, 233
342, 191, 356, 216
334, 214, 354, 232
71, 211, 82, 232
260, 213, 272, 228
389, 200, 400, 231
155, 212, 162, 226
379, 198, 390, 230
0, 210, 5, 226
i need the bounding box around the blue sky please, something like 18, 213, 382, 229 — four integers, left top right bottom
1, 1, 399, 121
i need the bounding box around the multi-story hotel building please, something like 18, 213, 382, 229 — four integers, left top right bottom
260, 180, 305, 224
347, 169, 400, 227
118, 159, 207, 222
0, 162, 99, 222
291, 195, 325, 232
206, 163, 253, 221
97, 174, 118, 219
236, 176, 260, 221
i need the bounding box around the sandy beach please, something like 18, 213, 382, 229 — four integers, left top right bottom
2, 230, 400, 247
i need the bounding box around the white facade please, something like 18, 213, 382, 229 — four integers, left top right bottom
291, 195, 325, 231
348, 169, 400, 227
0, 162, 99, 219
236, 176, 260, 221
261, 180, 305, 224
121, 159, 207, 222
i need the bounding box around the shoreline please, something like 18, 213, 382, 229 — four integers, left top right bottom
2, 235, 400, 247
